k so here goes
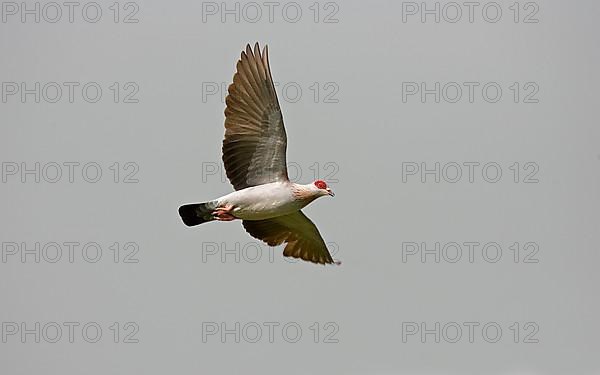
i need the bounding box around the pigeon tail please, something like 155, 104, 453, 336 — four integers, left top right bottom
178, 201, 218, 226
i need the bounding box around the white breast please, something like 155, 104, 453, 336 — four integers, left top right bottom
217, 182, 302, 220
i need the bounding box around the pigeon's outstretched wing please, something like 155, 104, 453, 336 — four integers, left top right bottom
223, 43, 288, 191
242, 211, 336, 265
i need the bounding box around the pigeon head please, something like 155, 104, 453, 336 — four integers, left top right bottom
313, 180, 335, 197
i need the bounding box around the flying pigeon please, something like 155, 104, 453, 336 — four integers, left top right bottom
179, 43, 339, 265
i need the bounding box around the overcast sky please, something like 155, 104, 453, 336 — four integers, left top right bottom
1, 1, 599, 374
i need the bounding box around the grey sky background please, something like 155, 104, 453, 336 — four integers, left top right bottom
1, 0, 599, 374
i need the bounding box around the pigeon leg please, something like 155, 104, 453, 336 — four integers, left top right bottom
212, 204, 237, 221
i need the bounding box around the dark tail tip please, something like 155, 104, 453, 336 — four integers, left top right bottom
178, 203, 214, 227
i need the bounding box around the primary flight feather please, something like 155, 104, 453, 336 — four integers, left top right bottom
179, 43, 338, 265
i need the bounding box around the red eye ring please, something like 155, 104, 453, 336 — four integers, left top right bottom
314, 180, 327, 189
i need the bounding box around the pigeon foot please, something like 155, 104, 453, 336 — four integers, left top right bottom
213, 205, 237, 221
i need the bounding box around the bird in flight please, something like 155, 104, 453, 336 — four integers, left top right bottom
179, 43, 339, 265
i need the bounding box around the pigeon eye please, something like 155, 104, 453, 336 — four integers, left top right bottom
314, 180, 327, 189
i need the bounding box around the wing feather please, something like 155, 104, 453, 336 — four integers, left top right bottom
242, 211, 336, 265
223, 43, 288, 190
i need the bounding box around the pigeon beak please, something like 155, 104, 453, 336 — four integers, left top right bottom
326, 188, 335, 197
